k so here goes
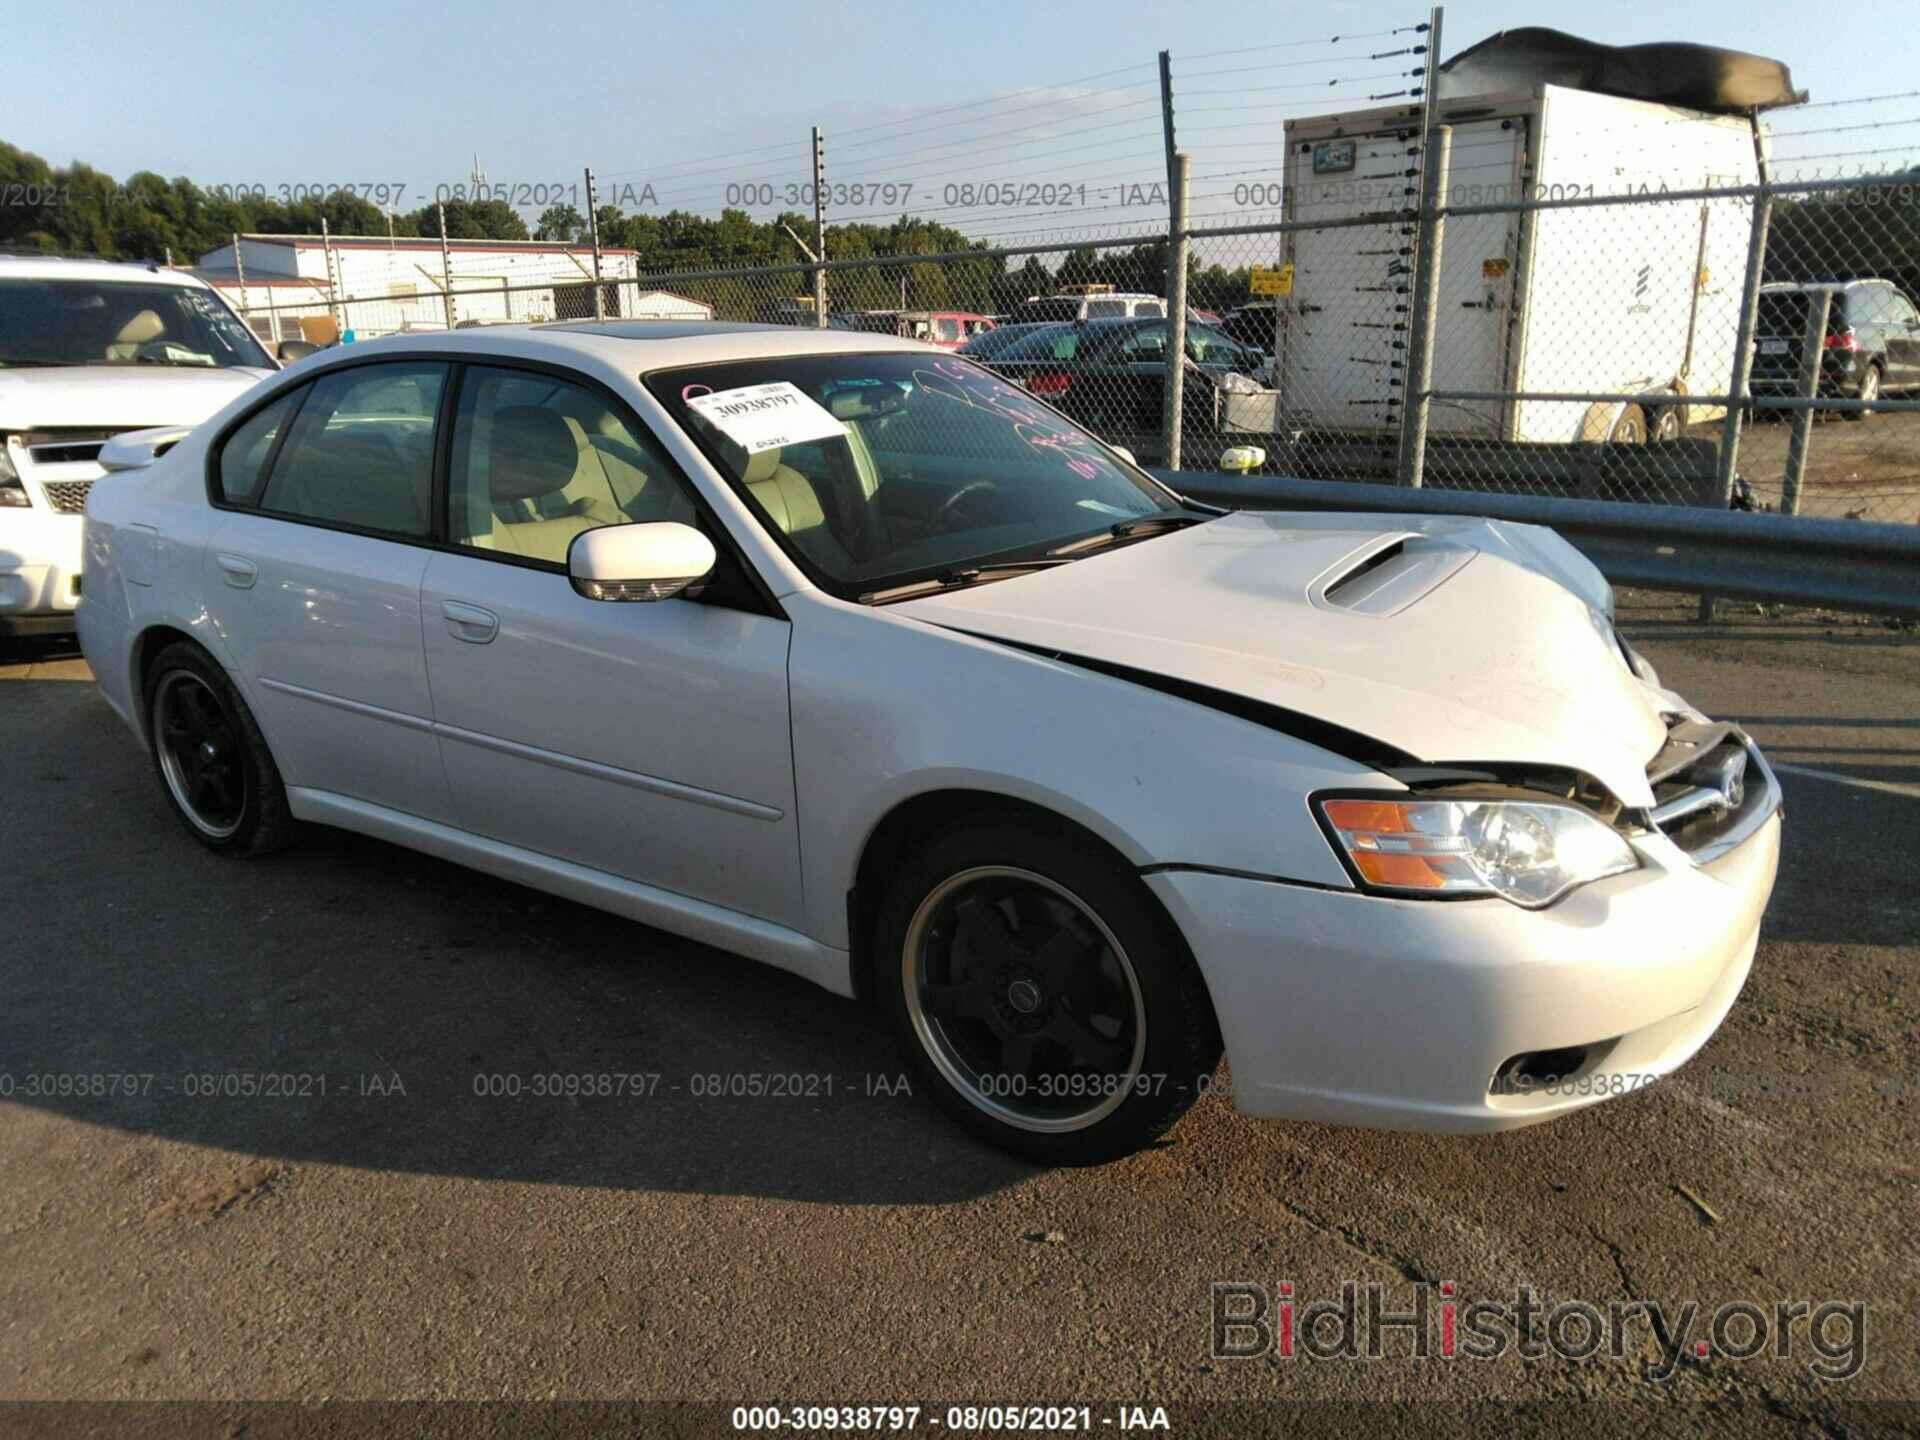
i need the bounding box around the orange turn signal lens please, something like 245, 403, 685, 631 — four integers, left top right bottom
1320, 799, 1412, 834
1348, 849, 1452, 889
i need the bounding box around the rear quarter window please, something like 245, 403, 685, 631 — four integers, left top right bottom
216, 388, 304, 504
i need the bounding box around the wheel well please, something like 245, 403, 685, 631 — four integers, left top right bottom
130, 625, 199, 738
845, 789, 1147, 1006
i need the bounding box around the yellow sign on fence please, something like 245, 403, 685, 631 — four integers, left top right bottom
1249, 263, 1294, 297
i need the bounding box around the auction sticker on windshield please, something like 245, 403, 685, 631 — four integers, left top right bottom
685, 381, 848, 454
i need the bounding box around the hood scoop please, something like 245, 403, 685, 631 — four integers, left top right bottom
1309, 533, 1475, 617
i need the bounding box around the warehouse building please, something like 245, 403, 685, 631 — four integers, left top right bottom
194, 234, 712, 343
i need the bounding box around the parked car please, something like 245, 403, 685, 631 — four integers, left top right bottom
0, 256, 286, 638
980, 316, 1267, 463
1220, 302, 1280, 355
1014, 292, 1167, 323
837, 310, 995, 348
1751, 279, 1920, 418
78, 321, 1780, 1164
956, 320, 1060, 360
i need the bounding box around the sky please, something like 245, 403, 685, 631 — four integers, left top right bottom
6, 0, 1916, 246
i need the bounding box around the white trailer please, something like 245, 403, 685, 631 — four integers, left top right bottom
1273, 84, 1765, 446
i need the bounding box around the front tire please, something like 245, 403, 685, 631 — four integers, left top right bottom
876, 821, 1221, 1164
144, 641, 297, 856
1608, 404, 1647, 445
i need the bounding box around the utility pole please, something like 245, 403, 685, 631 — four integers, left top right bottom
584, 167, 605, 321
811, 127, 828, 328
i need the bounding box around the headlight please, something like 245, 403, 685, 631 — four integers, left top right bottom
0, 438, 28, 507
1317, 796, 1639, 908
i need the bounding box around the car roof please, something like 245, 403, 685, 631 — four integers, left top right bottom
0, 254, 215, 288
283, 319, 943, 371
1760, 279, 1885, 293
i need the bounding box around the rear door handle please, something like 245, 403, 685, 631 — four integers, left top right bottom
215, 553, 258, 589
442, 599, 499, 644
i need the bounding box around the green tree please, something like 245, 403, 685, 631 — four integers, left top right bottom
534, 203, 585, 242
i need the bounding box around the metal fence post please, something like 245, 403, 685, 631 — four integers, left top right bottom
584, 167, 605, 321
320, 218, 341, 335
1157, 51, 1179, 212
1701, 124, 1773, 619
811, 127, 828, 328
1398, 125, 1452, 488
1162, 152, 1192, 471
230, 233, 249, 319
437, 204, 455, 329
1781, 288, 1830, 516
1712, 177, 1772, 508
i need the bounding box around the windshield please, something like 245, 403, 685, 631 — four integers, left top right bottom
649, 351, 1179, 597
0, 278, 272, 369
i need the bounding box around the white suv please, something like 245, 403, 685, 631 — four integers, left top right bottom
1015, 292, 1168, 323
1, 257, 279, 638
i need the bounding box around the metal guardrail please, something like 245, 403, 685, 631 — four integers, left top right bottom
1157, 469, 1920, 620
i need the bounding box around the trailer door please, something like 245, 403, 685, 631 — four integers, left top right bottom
1281, 118, 1523, 435
1425, 118, 1530, 437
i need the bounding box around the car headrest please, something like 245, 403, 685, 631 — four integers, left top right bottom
488, 406, 580, 502
115, 310, 165, 345
741, 448, 783, 484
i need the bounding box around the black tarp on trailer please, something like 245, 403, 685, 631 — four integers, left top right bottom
1437, 27, 1806, 113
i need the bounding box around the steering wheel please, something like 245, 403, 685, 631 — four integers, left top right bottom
930, 480, 998, 532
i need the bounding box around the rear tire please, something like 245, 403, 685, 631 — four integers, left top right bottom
1845, 364, 1881, 421
876, 820, 1221, 1165
1648, 406, 1682, 443
144, 642, 298, 856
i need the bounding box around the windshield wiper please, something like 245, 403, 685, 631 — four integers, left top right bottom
1046, 512, 1210, 558
860, 559, 1073, 605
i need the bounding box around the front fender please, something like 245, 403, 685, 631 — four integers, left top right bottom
785, 592, 1396, 949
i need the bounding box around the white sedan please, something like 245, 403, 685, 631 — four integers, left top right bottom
77, 322, 1781, 1164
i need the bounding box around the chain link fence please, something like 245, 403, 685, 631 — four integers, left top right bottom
226, 163, 1920, 528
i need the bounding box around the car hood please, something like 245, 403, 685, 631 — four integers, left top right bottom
0, 365, 273, 430
895, 510, 1668, 806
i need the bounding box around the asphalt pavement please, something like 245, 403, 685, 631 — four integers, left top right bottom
0, 591, 1915, 1434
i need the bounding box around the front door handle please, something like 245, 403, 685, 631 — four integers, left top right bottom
442, 599, 499, 644
215, 553, 258, 589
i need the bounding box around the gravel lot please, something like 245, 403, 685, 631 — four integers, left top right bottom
1, 593, 1915, 1434
1727, 405, 1920, 523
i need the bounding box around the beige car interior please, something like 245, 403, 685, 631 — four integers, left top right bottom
456, 401, 697, 565
104, 309, 166, 361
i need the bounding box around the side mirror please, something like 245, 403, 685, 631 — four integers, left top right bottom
277, 340, 319, 362
572, 526, 721, 602
568, 522, 716, 602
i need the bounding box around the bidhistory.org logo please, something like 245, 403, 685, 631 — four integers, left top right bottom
1210, 1281, 1866, 1382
